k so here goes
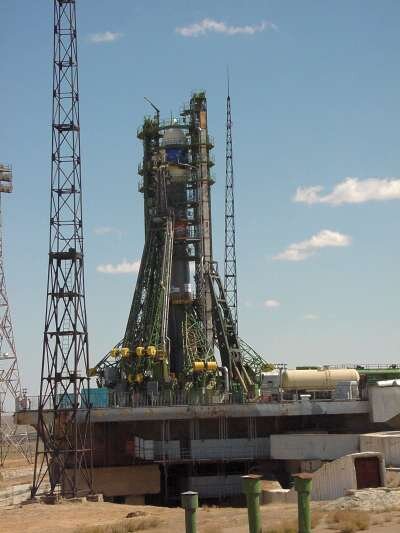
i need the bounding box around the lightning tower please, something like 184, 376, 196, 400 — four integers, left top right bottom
0, 164, 23, 464
224, 76, 238, 332
32, 0, 92, 498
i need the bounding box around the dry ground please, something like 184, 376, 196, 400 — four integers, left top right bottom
2, 456, 400, 533
0, 454, 35, 490
1, 500, 400, 533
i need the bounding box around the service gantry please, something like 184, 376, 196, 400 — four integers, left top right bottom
95, 93, 269, 400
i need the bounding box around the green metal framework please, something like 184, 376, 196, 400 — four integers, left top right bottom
95, 92, 271, 399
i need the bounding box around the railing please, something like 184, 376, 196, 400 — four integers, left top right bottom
15, 389, 363, 413
134, 441, 270, 463
328, 363, 400, 370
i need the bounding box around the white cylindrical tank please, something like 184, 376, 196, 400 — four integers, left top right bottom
281, 368, 360, 391
376, 379, 400, 387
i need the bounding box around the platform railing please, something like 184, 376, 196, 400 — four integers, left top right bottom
15, 389, 363, 413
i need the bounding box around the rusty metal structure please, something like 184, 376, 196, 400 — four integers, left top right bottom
94, 92, 267, 401
31, 0, 92, 498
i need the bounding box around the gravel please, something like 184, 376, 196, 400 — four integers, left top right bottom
322, 487, 400, 512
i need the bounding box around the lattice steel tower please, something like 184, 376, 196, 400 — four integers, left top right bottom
224, 79, 238, 332
0, 164, 23, 464
32, 0, 92, 498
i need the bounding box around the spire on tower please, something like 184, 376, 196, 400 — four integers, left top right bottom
224, 70, 238, 332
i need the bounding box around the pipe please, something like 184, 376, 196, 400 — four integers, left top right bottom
233, 362, 248, 393
181, 491, 198, 533
241, 364, 254, 389
293, 473, 313, 533
219, 366, 230, 393
242, 475, 262, 533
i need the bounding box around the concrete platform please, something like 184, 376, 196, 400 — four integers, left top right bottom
16, 400, 369, 426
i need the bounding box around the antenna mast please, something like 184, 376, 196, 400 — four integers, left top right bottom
224, 72, 238, 332
32, 0, 92, 498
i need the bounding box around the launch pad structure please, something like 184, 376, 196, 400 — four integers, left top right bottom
19, 0, 400, 504
94, 91, 269, 404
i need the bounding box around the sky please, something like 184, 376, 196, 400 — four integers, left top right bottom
1, 0, 400, 398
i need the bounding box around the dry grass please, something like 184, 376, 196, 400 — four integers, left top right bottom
74, 516, 162, 533
311, 510, 324, 528
203, 526, 227, 533
326, 510, 370, 532
265, 509, 323, 533
265, 523, 297, 533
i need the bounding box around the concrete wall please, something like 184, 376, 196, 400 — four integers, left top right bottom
270, 434, 359, 460
191, 438, 270, 460
187, 475, 242, 498
369, 385, 400, 424
361, 432, 400, 467
311, 452, 385, 501
66, 465, 160, 497
153, 440, 180, 460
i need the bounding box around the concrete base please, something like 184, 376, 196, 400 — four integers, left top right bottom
64, 465, 160, 497
361, 431, 400, 467
311, 452, 386, 501
271, 434, 360, 461
125, 495, 146, 505
16, 400, 369, 426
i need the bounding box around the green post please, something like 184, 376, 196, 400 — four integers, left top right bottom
242, 474, 262, 533
293, 473, 313, 533
181, 491, 198, 533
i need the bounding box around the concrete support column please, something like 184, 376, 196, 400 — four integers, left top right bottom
181, 490, 198, 533
293, 473, 313, 533
242, 474, 262, 533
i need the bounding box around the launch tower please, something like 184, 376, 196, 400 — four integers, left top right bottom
96, 93, 268, 400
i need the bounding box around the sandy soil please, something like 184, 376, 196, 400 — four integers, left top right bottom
2, 456, 400, 532
1, 500, 400, 533
0, 454, 35, 490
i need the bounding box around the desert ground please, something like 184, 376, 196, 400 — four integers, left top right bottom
2, 499, 400, 533
2, 454, 400, 533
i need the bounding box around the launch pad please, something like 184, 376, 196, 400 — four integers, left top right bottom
21, 1, 400, 505
25, 86, 400, 502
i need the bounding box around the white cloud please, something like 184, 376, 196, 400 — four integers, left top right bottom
303, 314, 319, 320
274, 230, 351, 262
264, 299, 280, 308
175, 18, 277, 38
94, 226, 123, 238
89, 31, 123, 44
96, 259, 140, 274
294, 177, 400, 206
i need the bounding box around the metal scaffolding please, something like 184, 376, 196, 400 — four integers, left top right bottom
94, 91, 268, 400
31, 0, 92, 498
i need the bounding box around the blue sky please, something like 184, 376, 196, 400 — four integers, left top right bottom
1, 0, 400, 396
